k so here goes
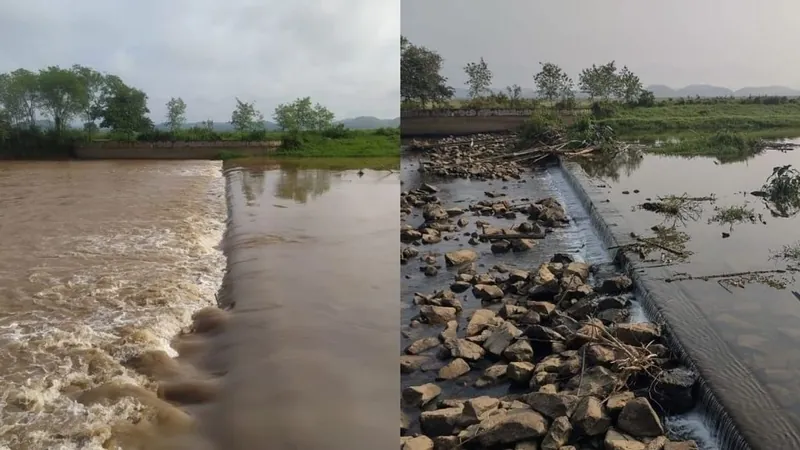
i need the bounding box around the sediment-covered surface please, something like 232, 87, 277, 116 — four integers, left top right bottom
568, 149, 800, 449
400, 141, 716, 449
181, 160, 400, 450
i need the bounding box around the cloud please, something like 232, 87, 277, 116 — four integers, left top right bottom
0, 0, 399, 122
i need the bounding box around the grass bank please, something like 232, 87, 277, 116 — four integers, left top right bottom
646, 131, 768, 163
596, 103, 800, 132
275, 129, 399, 158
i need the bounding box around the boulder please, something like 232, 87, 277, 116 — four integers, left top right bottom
565, 366, 620, 397
437, 358, 470, 380
645, 367, 698, 415
475, 409, 549, 447
419, 406, 463, 437
439, 320, 459, 341
473, 284, 504, 301
419, 305, 457, 324
463, 396, 501, 422
597, 275, 633, 295
617, 397, 664, 437
466, 309, 496, 336
483, 322, 523, 356
444, 249, 478, 267
400, 435, 434, 450
503, 339, 534, 362
400, 355, 430, 373
523, 392, 579, 419
571, 396, 611, 436
604, 428, 646, 450
507, 361, 536, 384
444, 338, 485, 361
402, 383, 441, 407
614, 322, 661, 346
405, 337, 440, 355
475, 364, 507, 388
541, 416, 572, 450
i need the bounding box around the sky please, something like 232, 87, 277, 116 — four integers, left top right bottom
402, 0, 800, 92
0, 0, 399, 122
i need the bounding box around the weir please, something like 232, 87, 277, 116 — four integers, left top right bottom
558, 158, 799, 450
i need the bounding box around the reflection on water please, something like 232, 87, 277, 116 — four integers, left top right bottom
578, 146, 644, 182
196, 158, 399, 450
576, 147, 800, 446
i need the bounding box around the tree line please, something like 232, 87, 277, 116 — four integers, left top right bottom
0, 64, 350, 148
400, 36, 655, 109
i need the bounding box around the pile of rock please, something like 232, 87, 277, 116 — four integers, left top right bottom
401, 252, 699, 450
417, 135, 525, 180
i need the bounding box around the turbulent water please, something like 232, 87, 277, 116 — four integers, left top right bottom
0, 161, 226, 449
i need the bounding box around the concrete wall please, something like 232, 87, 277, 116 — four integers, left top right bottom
74, 140, 280, 160
400, 109, 533, 137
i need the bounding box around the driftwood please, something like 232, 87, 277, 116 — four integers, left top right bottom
663, 268, 798, 282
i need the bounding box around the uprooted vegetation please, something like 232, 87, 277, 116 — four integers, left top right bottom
708, 204, 758, 230
771, 241, 800, 262
754, 164, 800, 217
612, 226, 692, 265
636, 194, 714, 227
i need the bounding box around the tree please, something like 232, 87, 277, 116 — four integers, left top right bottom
165, 97, 187, 132
71, 65, 104, 128
2, 69, 41, 127
615, 66, 643, 104
230, 98, 264, 133
578, 61, 618, 101
273, 97, 335, 132
505, 84, 523, 107
464, 57, 493, 99
401, 36, 454, 107
36, 66, 86, 133
533, 62, 572, 103
91, 75, 152, 138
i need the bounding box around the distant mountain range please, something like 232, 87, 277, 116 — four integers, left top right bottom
453, 85, 800, 100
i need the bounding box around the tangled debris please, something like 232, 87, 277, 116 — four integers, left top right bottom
611, 227, 693, 265
636, 194, 713, 227
664, 268, 798, 293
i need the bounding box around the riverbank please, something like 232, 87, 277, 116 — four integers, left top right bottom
400, 140, 713, 449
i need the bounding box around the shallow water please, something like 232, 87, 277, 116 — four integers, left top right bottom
400, 156, 716, 446
0, 161, 226, 449
575, 147, 800, 448
190, 159, 400, 450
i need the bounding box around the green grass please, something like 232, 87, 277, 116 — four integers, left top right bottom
275, 131, 399, 158
597, 103, 800, 132
649, 131, 766, 162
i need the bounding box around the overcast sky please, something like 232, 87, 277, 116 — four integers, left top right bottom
0, 0, 399, 122
402, 0, 800, 91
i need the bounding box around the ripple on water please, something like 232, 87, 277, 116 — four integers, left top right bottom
0, 161, 226, 449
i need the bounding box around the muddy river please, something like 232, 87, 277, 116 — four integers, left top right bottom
0, 158, 399, 450
576, 147, 800, 448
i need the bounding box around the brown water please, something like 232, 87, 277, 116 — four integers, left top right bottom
180, 159, 400, 450
575, 147, 800, 448
0, 161, 226, 449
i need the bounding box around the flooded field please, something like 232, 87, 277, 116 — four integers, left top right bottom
574, 146, 800, 448
400, 150, 715, 449
186, 158, 399, 450
0, 161, 226, 449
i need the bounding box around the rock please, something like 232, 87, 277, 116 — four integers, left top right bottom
533, 264, 559, 290
604, 428, 646, 450
475, 364, 507, 387
422, 204, 449, 222
401, 355, 430, 373
664, 441, 699, 450
514, 442, 539, 450
551, 253, 574, 264
491, 240, 513, 253
450, 281, 471, 293
420, 305, 458, 324
444, 249, 478, 267
508, 269, 530, 282
646, 367, 697, 415
617, 397, 664, 437
597, 296, 629, 311
523, 392, 579, 419
483, 322, 523, 356
571, 396, 611, 436
419, 406, 463, 437
434, 323, 456, 344
422, 265, 438, 277
466, 309, 496, 336
613, 322, 661, 346
406, 337, 440, 355
507, 361, 536, 384
597, 308, 631, 324
402, 383, 441, 407
499, 304, 529, 320
524, 325, 565, 342
444, 338, 485, 361
432, 436, 459, 450
503, 339, 534, 362
645, 436, 668, 450
584, 343, 626, 367
473, 284, 504, 301
401, 435, 434, 450
528, 301, 556, 317
519, 310, 542, 325
597, 275, 633, 295
564, 262, 590, 281
401, 228, 423, 243
475, 409, 549, 447
606, 391, 635, 415
541, 416, 572, 450
512, 238, 535, 252
401, 411, 410, 434
463, 396, 501, 422
419, 183, 438, 193
566, 366, 619, 397
565, 297, 596, 320
437, 358, 470, 380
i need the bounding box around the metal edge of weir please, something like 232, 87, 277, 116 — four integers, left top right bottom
556, 157, 753, 450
